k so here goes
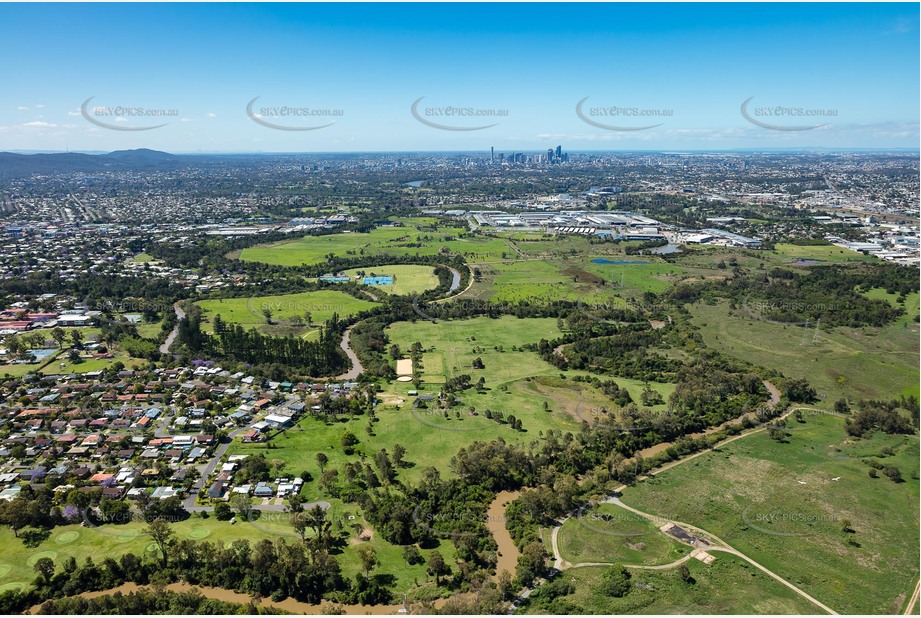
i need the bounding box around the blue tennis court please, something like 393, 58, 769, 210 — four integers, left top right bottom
363, 276, 393, 285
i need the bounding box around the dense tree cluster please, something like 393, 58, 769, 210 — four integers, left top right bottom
176, 308, 347, 377
845, 398, 918, 437
35, 589, 285, 615
724, 263, 918, 327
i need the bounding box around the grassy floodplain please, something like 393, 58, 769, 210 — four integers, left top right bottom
520, 557, 820, 614
620, 411, 920, 614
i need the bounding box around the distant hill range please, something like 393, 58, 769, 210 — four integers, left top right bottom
0, 148, 187, 179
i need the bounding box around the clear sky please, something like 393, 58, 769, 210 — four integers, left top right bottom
0, 2, 917, 152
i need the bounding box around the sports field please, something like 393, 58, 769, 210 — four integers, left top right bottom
342, 264, 440, 295
197, 291, 377, 337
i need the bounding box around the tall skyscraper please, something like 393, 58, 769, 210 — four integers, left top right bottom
490, 146, 494, 164
555, 145, 562, 159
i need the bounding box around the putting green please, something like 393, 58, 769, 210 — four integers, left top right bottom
187, 527, 212, 539
114, 530, 140, 542
0, 565, 11, 577
27, 551, 58, 567
55, 530, 80, 544
0, 582, 26, 592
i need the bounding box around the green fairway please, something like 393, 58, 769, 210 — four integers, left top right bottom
238, 224, 507, 267
385, 316, 563, 385
471, 260, 613, 304
520, 557, 819, 614
557, 502, 689, 566
620, 411, 920, 614
0, 363, 42, 378
197, 291, 376, 337
134, 321, 163, 340
233, 317, 589, 486
689, 299, 919, 403
342, 264, 440, 295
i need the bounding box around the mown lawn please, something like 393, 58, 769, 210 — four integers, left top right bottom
0, 506, 452, 599
342, 264, 439, 296
556, 502, 689, 566
520, 556, 819, 614
197, 291, 376, 336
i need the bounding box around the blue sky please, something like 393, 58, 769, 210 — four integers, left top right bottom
0, 2, 917, 152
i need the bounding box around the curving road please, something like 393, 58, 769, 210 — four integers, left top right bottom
605, 495, 839, 615
335, 325, 363, 381
335, 264, 466, 381
545, 401, 842, 616
159, 303, 186, 354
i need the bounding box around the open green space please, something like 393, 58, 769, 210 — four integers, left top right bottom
689, 299, 919, 403
238, 223, 507, 267
557, 502, 688, 566
231, 317, 588, 486
621, 411, 920, 614
386, 316, 564, 386
583, 260, 687, 294
197, 291, 376, 337
772, 243, 878, 264
520, 557, 819, 614
341, 264, 440, 296
134, 322, 163, 340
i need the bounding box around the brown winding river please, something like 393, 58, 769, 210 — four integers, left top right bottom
487, 490, 521, 580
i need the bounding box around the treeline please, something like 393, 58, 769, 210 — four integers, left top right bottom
845, 397, 919, 437
502, 402, 790, 553
0, 526, 385, 614
0, 271, 186, 308
360, 470, 498, 570
349, 298, 587, 380
36, 588, 286, 615
175, 307, 347, 377
724, 263, 918, 327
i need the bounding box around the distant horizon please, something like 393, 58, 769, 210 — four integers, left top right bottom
4, 147, 920, 156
